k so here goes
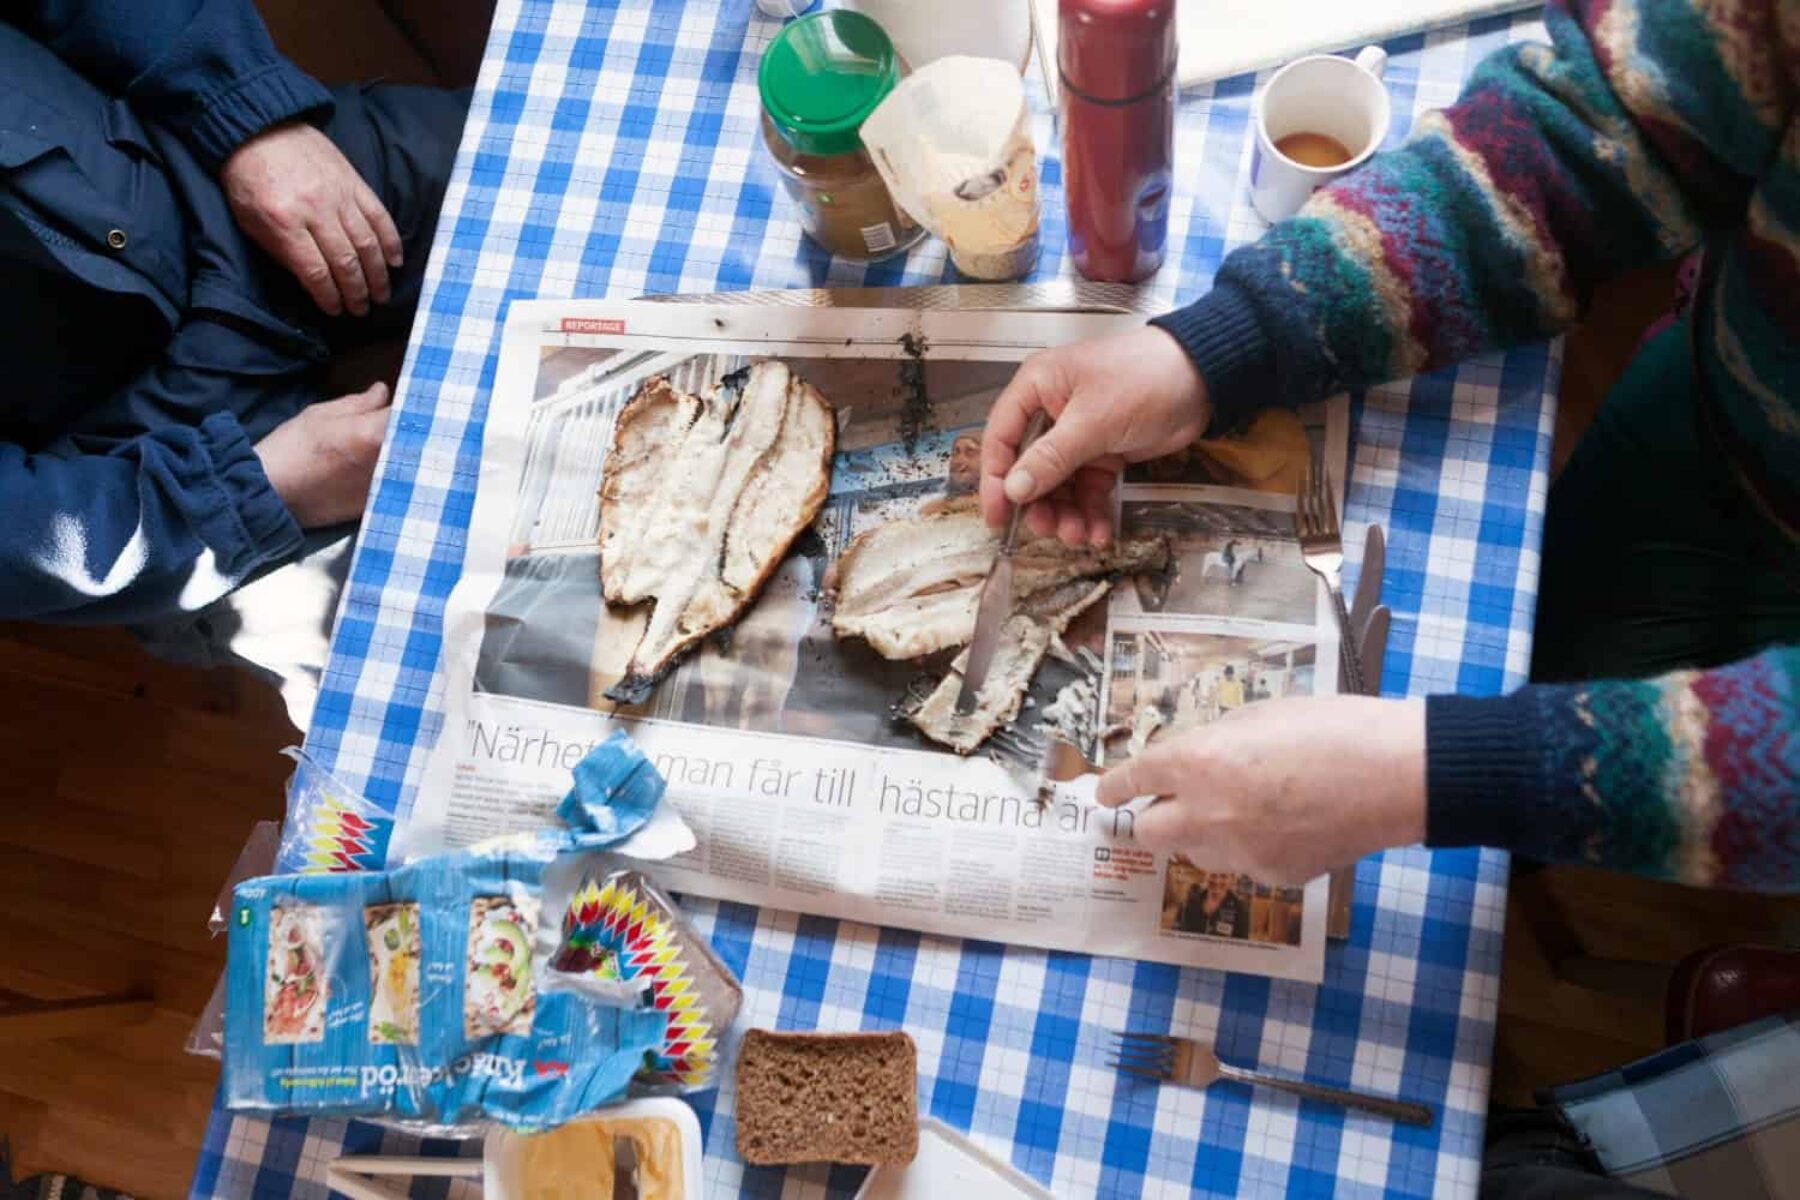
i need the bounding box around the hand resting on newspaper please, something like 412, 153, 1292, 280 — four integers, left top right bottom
979, 329, 1426, 882
1094, 698, 1426, 883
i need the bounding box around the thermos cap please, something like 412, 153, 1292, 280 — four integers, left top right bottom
1057, 0, 1177, 104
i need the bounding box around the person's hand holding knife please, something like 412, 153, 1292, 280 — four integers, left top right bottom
979, 327, 1212, 549
979, 325, 1426, 882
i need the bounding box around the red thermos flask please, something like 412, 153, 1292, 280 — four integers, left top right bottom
1059, 0, 1177, 282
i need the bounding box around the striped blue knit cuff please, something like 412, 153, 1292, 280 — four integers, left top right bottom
1425, 689, 1552, 855
1149, 282, 1277, 433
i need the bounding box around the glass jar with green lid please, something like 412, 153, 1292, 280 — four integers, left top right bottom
758, 9, 924, 261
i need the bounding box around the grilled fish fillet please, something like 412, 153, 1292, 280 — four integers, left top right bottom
599, 361, 834, 703
904, 579, 1114, 753
829, 495, 1168, 660
829, 498, 1168, 753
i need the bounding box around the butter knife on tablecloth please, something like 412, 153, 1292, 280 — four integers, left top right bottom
1327, 523, 1390, 940
1350, 524, 1386, 650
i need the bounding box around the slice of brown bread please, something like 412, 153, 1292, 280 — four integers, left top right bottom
734, 1029, 919, 1166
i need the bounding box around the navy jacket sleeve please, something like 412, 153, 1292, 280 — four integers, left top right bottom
9, 0, 332, 170
1, 353, 304, 624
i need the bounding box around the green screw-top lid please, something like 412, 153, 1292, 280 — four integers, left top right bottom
758, 9, 899, 157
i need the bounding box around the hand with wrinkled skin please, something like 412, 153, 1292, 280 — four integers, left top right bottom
254, 383, 392, 527
221, 122, 404, 317
1095, 696, 1429, 884
979, 326, 1210, 548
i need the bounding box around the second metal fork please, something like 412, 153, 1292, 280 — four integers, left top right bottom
1109, 1031, 1434, 1127
1296, 455, 1367, 696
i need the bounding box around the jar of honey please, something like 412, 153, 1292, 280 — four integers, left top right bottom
758, 10, 924, 262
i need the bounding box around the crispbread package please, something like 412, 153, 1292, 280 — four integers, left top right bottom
734, 1030, 919, 1166
222, 733, 682, 1132
539, 862, 743, 1093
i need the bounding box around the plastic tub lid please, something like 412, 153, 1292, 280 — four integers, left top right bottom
854, 1117, 1057, 1199
484, 1096, 705, 1199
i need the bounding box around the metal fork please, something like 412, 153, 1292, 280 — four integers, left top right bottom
1296, 455, 1367, 697
1109, 1031, 1434, 1127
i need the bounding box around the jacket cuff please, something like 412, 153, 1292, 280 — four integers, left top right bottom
184, 60, 334, 172
1149, 282, 1277, 433
195, 412, 305, 576
1424, 690, 1551, 853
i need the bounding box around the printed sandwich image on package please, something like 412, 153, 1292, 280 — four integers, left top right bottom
264, 905, 328, 1045
465, 896, 539, 1039
365, 903, 421, 1045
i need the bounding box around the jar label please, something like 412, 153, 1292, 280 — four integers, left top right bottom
860, 222, 897, 254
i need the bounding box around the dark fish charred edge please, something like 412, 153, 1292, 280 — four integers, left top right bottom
712, 362, 758, 442
790, 525, 828, 562
604, 659, 680, 706
897, 331, 930, 456
715, 385, 744, 440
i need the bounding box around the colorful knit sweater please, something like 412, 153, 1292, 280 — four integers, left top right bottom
1151, 0, 1800, 888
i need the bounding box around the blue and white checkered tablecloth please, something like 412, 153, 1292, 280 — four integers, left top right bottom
194, 2, 1558, 1196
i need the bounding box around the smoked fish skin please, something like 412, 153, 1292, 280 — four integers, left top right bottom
599, 362, 835, 704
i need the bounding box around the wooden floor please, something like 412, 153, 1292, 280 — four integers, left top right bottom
0, 624, 295, 1198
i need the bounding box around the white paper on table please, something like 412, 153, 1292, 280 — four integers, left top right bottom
1029, 0, 1536, 99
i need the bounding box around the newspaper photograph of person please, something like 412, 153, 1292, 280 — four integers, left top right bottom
1112, 494, 1319, 626
1157, 865, 1305, 946
1102, 629, 1318, 761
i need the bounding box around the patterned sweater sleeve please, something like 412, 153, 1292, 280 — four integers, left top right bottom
1427, 646, 1800, 890
1143, 0, 1800, 887
1151, 0, 1790, 429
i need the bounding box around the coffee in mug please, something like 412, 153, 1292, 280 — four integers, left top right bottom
1249, 46, 1391, 222
1273, 132, 1353, 169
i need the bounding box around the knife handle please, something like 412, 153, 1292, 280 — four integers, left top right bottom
1002, 410, 1053, 548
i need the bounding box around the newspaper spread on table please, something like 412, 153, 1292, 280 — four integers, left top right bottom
409, 300, 1350, 983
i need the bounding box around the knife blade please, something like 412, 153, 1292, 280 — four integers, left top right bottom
957, 409, 1051, 716
613, 1134, 639, 1200
1328, 602, 1391, 940
1350, 524, 1385, 650
1359, 604, 1390, 697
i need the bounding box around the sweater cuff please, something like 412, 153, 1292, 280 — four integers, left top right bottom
184, 60, 334, 172
195, 412, 305, 577
1148, 282, 1277, 433
1424, 690, 1547, 853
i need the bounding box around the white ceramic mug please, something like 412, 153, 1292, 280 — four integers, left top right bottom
1249, 46, 1391, 223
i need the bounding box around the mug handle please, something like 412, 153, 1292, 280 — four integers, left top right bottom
1354, 45, 1388, 79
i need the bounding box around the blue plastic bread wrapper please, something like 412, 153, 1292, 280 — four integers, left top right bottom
223, 733, 680, 1130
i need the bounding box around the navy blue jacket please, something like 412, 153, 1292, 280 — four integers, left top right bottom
2, 1, 334, 621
